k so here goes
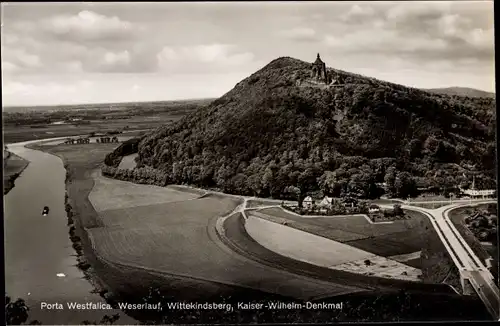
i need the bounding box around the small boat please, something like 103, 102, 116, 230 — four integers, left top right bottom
42, 206, 49, 216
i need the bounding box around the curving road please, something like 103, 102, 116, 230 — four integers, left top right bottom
379, 200, 499, 318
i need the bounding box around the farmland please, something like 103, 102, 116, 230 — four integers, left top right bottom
245, 207, 461, 287
89, 170, 200, 212
86, 171, 368, 300
244, 213, 421, 281
3, 98, 210, 144
253, 207, 433, 268
246, 199, 283, 208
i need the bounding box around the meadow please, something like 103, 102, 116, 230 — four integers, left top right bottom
257, 208, 425, 242
84, 166, 371, 301
245, 211, 421, 282
117, 154, 138, 170
89, 171, 200, 212
253, 207, 434, 270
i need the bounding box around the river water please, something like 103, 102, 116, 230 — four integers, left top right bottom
4, 138, 136, 325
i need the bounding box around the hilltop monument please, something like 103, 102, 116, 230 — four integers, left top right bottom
311, 53, 329, 84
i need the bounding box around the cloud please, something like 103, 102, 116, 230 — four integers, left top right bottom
60, 60, 84, 73
2, 62, 20, 74
101, 50, 131, 67
42, 10, 135, 42
157, 44, 255, 73
2, 80, 95, 101
2, 47, 42, 70
3, 10, 143, 74
276, 27, 319, 41
324, 29, 447, 54
324, 1, 494, 65
342, 4, 377, 24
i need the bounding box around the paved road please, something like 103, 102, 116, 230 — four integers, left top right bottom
380, 200, 499, 318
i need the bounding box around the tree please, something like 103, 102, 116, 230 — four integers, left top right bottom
82, 314, 121, 325
394, 171, 417, 198
261, 166, 275, 197
393, 203, 404, 216
246, 174, 263, 197
384, 166, 397, 197
284, 186, 301, 206
5, 296, 29, 325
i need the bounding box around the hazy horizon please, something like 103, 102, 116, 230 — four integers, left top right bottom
2, 83, 495, 111
1, 1, 495, 107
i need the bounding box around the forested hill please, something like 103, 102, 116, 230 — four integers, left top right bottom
135, 56, 496, 200
423, 87, 495, 99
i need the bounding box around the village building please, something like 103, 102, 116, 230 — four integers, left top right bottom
303, 196, 314, 209
341, 196, 358, 208
76, 137, 90, 144
318, 196, 333, 208
368, 204, 380, 213
458, 176, 496, 198
96, 136, 117, 143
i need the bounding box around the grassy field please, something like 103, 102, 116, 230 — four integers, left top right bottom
118, 154, 138, 170
245, 213, 422, 281
258, 208, 425, 242
89, 171, 200, 212
246, 199, 282, 208
248, 209, 367, 242
3, 152, 30, 195
253, 207, 438, 270
85, 179, 368, 300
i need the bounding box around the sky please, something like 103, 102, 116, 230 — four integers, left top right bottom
1, 1, 495, 107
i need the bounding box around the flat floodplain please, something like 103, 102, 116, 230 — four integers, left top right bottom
256, 207, 429, 261
89, 171, 200, 212
88, 172, 368, 300
245, 212, 422, 281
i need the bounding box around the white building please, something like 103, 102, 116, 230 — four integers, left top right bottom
303, 196, 314, 209
460, 188, 496, 198
318, 196, 333, 208
368, 204, 381, 213
458, 175, 496, 198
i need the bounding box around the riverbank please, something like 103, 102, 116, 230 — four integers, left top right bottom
3, 151, 30, 195
26, 142, 139, 324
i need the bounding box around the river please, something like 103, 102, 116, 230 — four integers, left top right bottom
4, 138, 136, 325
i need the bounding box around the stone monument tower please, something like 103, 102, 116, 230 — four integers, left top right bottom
311, 53, 329, 84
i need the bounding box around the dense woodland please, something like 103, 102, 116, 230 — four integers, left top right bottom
111, 57, 495, 202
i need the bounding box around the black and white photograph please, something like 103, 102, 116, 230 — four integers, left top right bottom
2, 1, 498, 324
